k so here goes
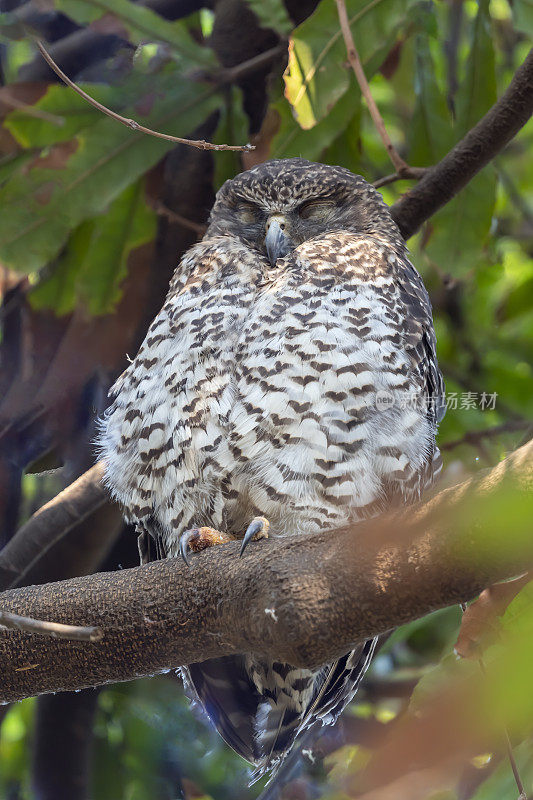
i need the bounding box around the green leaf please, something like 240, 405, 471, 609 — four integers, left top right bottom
322, 102, 362, 172
512, 0, 533, 37
271, 75, 360, 160
0, 152, 33, 186
212, 87, 249, 190
0, 79, 220, 273
0, 11, 32, 40
424, 0, 497, 275
243, 0, 292, 35
4, 83, 128, 148
409, 34, 453, 165
30, 179, 156, 315
284, 0, 418, 130
470, 742, 533, 800
52, 0, 216, 66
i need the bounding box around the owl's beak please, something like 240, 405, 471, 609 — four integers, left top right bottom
265, 215, 292, 266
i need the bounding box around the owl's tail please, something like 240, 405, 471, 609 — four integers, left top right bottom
180, 638, 378, 784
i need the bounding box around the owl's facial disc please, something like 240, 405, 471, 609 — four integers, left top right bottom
265, 215, 293, 266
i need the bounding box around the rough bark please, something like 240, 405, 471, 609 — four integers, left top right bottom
0, 441, 530, 705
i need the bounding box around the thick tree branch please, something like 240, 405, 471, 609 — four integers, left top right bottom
0, 442, 530, 704
0, 462, 108, 591
391, 48, 533, 239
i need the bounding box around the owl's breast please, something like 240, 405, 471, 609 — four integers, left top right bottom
218, 270, 432, 534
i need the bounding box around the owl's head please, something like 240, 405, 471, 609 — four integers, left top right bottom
206, 158, 404, 265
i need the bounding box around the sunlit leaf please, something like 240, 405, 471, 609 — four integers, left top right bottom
284, 0, 418, 129
272, 75, 360, 160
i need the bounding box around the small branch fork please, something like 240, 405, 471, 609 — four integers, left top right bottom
35, 40, 254, 153
0, 610, 102, 642
335, 0, 420, 181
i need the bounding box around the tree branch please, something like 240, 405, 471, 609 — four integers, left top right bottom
373, 167, 429, 189
440, 421, 532, 452
35, 40, 254, 153
391, 48, 533, 240
0, 610, 102, 642
0, 441, 530, 704
0, 462, 108, 592
335, 0, 409, 175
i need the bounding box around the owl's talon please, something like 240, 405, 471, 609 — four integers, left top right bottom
179, 528, 197, 567
240, 516, 270, 557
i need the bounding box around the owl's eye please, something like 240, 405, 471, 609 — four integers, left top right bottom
298, 200, 336, 220
235, 202, 261, 224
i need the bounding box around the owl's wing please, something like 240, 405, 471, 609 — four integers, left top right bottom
393, 253, 446, 498
396, 255, 446, 427
180, 659, 259, 764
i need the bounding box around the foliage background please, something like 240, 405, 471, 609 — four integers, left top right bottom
0, 0, 531, 798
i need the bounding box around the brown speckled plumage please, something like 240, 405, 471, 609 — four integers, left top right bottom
99, 158, 444, 780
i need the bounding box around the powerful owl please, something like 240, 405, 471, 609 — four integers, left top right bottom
99, 158, 445, 780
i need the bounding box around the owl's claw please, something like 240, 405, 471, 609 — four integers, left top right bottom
240, 516, 270, 557
179, 529, 196, 567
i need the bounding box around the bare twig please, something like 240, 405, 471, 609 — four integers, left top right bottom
440, 421, 531, 452
373, 167, 429, 189
0, 88, 65, 125
475, 657, 529, 800
0, 610, 102, 642
152, 200, 207, 235
335, 0, 409, 175
504, 726, 529, 800
35, 39, 254, 153
218, 44, 287, 85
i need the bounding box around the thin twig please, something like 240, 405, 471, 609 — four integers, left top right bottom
476, 658, 529, 800
218, 44, 287, 85
335, 0, 409, 175
503, 727, 528, 800
152, 200, 207, 235
35, 39, 253, 153
0, 610, 103, 642
373, 167, 429, 189
460, 603, 529, 800
440, 421, 531, 452
0, 88, 65, 125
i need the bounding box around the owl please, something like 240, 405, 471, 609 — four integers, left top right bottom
98, 158, 445, 780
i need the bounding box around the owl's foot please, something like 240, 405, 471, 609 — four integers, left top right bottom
179, 527, 234, 567
179, 517, 270, 565
240, 516, 270, 557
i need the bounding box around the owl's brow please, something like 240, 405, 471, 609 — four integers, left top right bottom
230, 195, 259, 209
